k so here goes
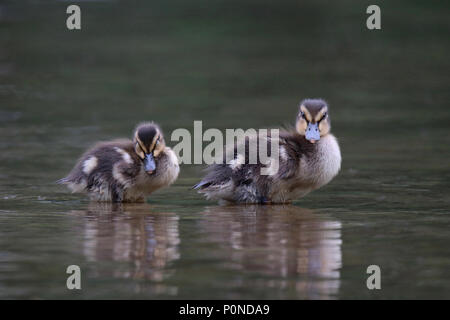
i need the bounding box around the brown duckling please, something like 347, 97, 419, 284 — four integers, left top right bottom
194, 99, 341, 204
58, 122, 179, 202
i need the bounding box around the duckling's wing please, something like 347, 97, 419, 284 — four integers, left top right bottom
58, 140, 140, 198
193, 134, 276, 203
194, 133, 305, 195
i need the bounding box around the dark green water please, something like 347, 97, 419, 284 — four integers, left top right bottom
0, 0, 449, 299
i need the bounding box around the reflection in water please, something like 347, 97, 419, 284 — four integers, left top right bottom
70, 203, 180, 295
68, 203, 341, 299
199, 205, 342, 299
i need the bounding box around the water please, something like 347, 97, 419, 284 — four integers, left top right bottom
0, 0, 449, 299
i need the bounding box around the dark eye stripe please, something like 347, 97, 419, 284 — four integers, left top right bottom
300, 112, 309, 122
136, 142, 146, 158
319, 112, 327, 122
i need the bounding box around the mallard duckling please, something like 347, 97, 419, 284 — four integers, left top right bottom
58, 122, 179, 202
194, 99, 341, 204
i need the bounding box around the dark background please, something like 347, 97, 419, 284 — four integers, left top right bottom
0, 0, 449, 299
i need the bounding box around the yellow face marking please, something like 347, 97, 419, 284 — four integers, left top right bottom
318, 121, 330, 136
153, 132, 166, 157
300, 105, 313, 122
314, 107, 328, 123
296, 117, 308, 135
134, 143, 145, 159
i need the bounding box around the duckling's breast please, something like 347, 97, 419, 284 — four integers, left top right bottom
135, 147, 180, 192
158, 147, 180, 185
267, 135, 340, 203
303, 134, 341, 188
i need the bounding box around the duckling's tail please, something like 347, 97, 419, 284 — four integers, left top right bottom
56, 177, 68, 184
56, 176, 87, 193
192, 181, 212, 190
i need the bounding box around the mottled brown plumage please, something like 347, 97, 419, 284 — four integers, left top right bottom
58, 123, 179, 202
194, 99, 341, 204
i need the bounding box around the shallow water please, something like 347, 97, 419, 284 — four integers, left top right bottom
0, 1, 449, 299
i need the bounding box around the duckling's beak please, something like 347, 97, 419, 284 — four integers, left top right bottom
305, 122, 320, 143
144, 153, 156, 174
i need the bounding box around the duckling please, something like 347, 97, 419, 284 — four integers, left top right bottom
58, 122, 179, 202
194, 99, 341, 204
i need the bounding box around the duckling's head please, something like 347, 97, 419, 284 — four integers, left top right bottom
296, 99, 330, 144
133, 122, 166, 174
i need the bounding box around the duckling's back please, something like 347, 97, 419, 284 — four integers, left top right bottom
58, 139, 140, 201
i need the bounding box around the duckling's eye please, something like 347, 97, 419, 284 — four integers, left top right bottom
300, 112, 306, 119
320, 112, 328, 122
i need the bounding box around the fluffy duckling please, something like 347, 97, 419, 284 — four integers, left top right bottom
194, 99, 341, 204
58, 123, 179, 202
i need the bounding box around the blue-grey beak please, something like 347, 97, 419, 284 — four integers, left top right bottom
144, 153, 156, 174
305, 122, 320, 143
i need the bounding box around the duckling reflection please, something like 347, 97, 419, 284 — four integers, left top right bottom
70, 203, 180, 286
198, 205, 342, 299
